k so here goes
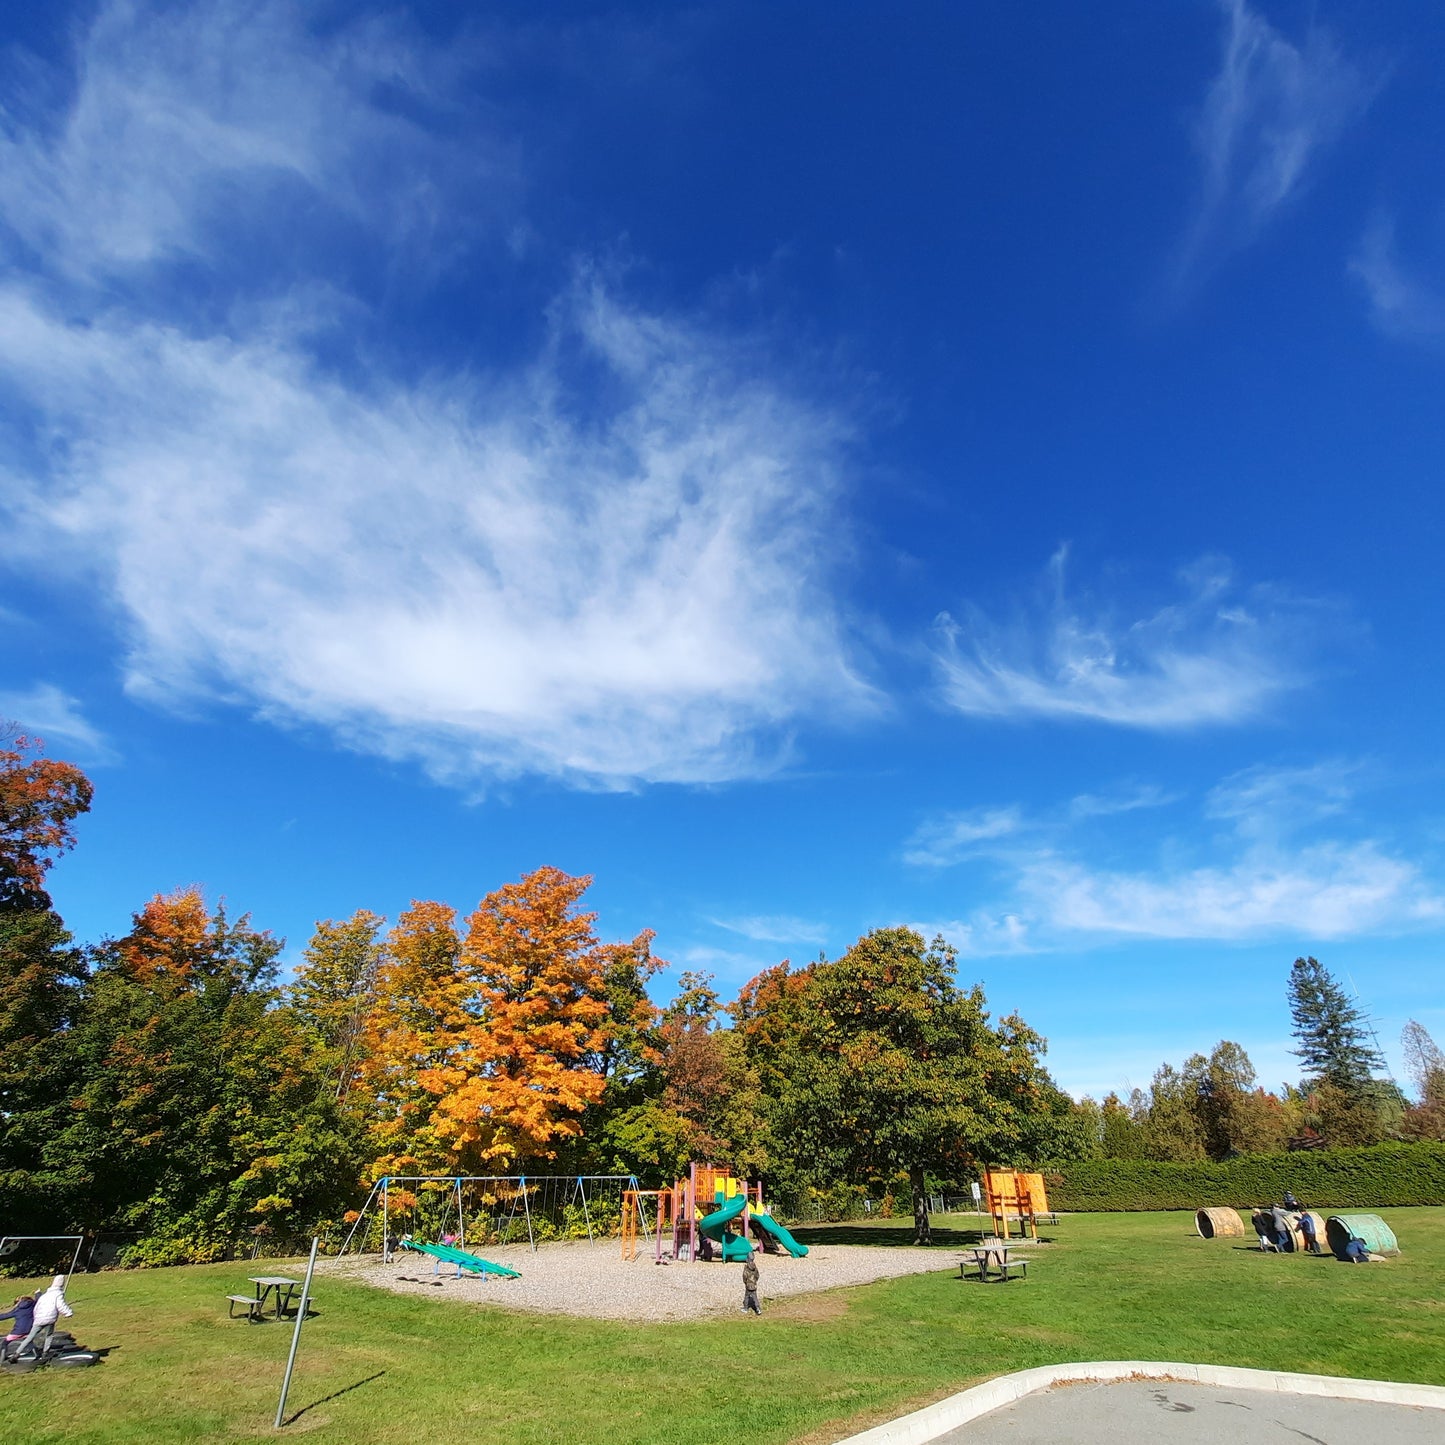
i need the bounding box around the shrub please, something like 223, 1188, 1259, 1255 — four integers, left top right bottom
1051, 1141, 1445, 1211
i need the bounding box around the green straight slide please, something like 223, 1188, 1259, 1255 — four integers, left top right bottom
749, 1209, 809, 1257
697, 1191, 753, 1261
400, 1237, 521, 1278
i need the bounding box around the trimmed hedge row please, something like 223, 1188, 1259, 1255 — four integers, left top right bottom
1051, 1142, 1445, 1212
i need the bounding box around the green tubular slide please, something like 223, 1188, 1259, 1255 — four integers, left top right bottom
749, 1209, 809, 1257
400, 1237, 521, 1278
697, 1191, 754, 1261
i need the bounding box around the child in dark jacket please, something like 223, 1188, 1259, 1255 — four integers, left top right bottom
741, 1255, 761, 1315
1, 1295, 36, 1355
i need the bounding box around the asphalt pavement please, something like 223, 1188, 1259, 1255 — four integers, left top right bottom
935, 1378, 1442, 1444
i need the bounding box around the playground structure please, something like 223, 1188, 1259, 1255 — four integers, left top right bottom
339, 1175, 642, 1262
980, 1170, 1052, 1240
621, 1163, 809, 1263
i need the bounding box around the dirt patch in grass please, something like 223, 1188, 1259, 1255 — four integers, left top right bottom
768, 1290, 853, 1323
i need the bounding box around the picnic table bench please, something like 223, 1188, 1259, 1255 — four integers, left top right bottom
959, 1245, 1030, 1282
225, 1275, 312, 1322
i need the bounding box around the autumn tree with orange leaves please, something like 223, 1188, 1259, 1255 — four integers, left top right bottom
355, 900, 464, 1176
418, 867, 624, 1172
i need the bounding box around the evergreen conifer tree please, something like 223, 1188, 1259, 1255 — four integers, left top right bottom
1287, 955, 1384, 1096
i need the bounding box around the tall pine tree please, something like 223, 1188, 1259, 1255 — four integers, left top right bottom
1288, 955, 1384, 1096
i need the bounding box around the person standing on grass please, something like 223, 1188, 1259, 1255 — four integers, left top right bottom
1270, 1204, 1295, 1252
16, 1275, 72, 1356
741, 1253, 761, 1315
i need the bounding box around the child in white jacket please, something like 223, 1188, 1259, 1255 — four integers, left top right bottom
16, 1275, 73, 1357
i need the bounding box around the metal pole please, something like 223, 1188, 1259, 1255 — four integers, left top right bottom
577, 1177, 594, 1242
273, 1237, 319, 1430
628, 1177, 652, 1246
382, 1178, 390, 1263
520, 1176, 535, 1252
456, 1177, 465, 1251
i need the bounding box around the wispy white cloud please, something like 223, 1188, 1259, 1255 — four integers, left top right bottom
933, 549, 1327, 730
1170, 0, 1377, 295
710, 914, 830, 947
1069, 783, 1177, 820
0, 279, 867, 787
673, 944, 786, 988
909, 784, 1176, 870
0, 3, 869, 789
907, 759, 1441, 944
0, 0, 492, 282
0, 683, 112, 761
1350, 214, 1445, 342
903, 806, 1025, 868
1205, 759, 1362, 839
917, 912, 1034, 959
1022, 842, 1441, 942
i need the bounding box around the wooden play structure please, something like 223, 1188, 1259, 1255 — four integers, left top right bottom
619, 1189, 661, 1261
980, 1169, 1054, 1239
621, 1163, 809, 1262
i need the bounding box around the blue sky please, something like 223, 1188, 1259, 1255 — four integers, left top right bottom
3, 0, 1444, 1100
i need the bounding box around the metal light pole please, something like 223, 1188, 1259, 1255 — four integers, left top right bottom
274, 1237, 319, 1430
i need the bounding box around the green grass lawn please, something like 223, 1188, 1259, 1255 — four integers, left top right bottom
4, 1209, 1443, 1443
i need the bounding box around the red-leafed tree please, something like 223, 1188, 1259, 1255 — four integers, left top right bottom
0, 726, 93, 907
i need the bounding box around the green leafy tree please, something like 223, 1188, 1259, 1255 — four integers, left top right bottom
739, 928, 1076, 1244
1096, 1091, 1149, 1159
48, 889, 359, 1258
355, 900, 464, 1178
1185, 1041, 1289, 1159
1141, 1063, 1205, 1161
555, 930, 669, 1178
0, 903, 87, 1232
1288, 955, 1384, 1096
1300, 1080, 1386, 1149
291, 909, 386, 1102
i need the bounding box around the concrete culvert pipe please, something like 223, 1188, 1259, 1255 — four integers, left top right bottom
1325, 1213, 1399, 1259
1195, 1207, 1245, 1239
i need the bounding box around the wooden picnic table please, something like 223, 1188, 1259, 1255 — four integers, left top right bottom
248, 1275, 304, 1318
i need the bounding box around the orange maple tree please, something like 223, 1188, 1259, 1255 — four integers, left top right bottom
116, 887, 213, 984
112, 886, 281, 992
356, 900, 464, 1177
419, 867, 616, 1171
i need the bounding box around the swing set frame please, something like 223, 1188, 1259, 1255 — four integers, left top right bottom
338, 1174, 645, 1262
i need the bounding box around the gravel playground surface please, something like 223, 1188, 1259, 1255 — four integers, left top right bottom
326, 1236, 1003, 1322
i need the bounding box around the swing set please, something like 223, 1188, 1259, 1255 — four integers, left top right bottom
339, 1174, 643, 1262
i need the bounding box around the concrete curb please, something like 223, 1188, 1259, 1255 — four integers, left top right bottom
835, 1361, 1445, 1444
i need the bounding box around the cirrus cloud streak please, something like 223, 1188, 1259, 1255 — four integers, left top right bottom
933, 551, 1332, 731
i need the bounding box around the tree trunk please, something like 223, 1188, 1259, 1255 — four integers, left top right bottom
910, 1164, 931, 1245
